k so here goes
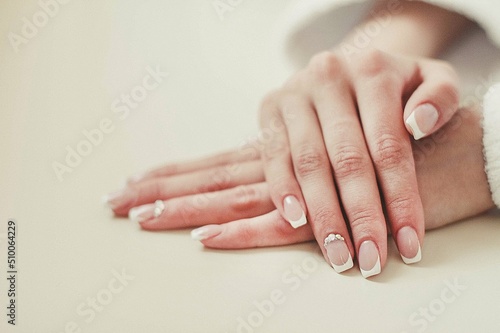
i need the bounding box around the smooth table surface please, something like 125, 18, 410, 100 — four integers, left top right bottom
1, 1, 500, 332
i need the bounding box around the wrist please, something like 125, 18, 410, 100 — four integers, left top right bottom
413, 107, 495, 229
341, 0, 472, 58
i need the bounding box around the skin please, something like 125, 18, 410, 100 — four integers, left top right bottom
109, 106, 494, 249
251, 0, 471, 274
104, 1, 484, 276
258, 49, 459, 275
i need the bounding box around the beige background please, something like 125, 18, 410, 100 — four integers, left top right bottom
1, 1, 500, 332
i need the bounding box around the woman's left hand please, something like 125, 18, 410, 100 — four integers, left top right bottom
104, 106, 495, 277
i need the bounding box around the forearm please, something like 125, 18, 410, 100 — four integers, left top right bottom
342, 0, 472, 57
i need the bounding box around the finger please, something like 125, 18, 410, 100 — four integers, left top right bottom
403, 59, 460, 140
354, 52, 424, 265
132, 183, 274, 230
277, 69, 355, 274
192, 210, 314, 249
309, 56, 387, 278
127, 147, 260, 184
107, 160, 265, 216
259, 92, 308, 229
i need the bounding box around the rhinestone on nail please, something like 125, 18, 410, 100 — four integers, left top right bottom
153, 200, 165, 218
324, 233, 345, 247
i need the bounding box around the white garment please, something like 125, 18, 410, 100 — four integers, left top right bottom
275, 0, 500, 208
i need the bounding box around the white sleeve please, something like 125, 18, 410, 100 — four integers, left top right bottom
483, 83, 500, 209
276, 0, 500, 69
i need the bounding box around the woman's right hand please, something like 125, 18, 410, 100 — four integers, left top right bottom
257, 48, 460, 277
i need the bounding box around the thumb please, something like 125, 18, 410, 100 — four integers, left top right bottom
404, 59, 460, 140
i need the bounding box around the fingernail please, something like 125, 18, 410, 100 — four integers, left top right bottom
191, 225, 223, 241
102, 189, 136, 210
359, 240, 381, 278
324, 234, 353, 273
128, 172, 146, 184
283, 195, 307, 228
129, 204, 155, 224
405, 104, 439, 140
129, 200, 166, 224
397, 226, 422, 264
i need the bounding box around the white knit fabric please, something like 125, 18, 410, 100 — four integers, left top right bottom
483, 84, 500, 208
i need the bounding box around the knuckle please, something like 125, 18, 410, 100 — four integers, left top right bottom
274, 218, 299, 240
230, 185, 261, 212
311, 206, 339, 231
280, 93, 304, 111
150, 164, 177, 178
434, 60, 458, 79
294, 145, 328, 179
387, 196, 417, 221
261, 137, 289, 162
258, 90, 281, 121
147, 179, 167, 199
279, 94, 304, 125
436, 80, 459, 106
308, 51, 343, 82
198, 167, 232, 193
283, 70, 305, 89
269, 174, 293, 196
348, 206, 381, 235
353, 48, 390, 78
177, 201, 200, 224
372, 134, 407, 170
260, 90, 280, 109
236, 224, 258, 244
332, 145, 367, 178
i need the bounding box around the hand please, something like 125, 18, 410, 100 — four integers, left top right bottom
257, 48, 459, 277
104, 106, 495, 275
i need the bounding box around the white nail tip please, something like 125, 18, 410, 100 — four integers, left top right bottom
128, 204, 153, 224
361, 256, 381, 279
401, 245, 422, 264
101, 194, 110, 205
288, 212, 308, 229
190, 228, 206, 241
332, 255, 354, 273
129, 172, 146, 183
191, 227, 215, 241
406, 111, 425, 140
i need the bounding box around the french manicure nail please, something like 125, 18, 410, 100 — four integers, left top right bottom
397, 226, 422, 264
405, 103, 439, 140
324, 234, 354, 273
102, 189, 136, 210
102, 189, 124, 206
128, 172, 146, 184
359, 240, 381, 278
191, 225, 223, 241
283, 195, 307, 228
129, 204, 155, 224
